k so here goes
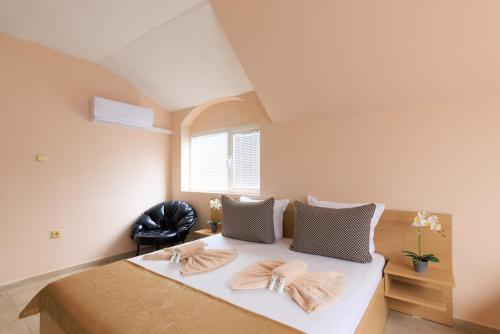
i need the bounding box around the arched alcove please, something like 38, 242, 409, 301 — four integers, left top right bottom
180, 92, 267, 191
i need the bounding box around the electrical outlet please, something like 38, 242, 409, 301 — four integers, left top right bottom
50, 230, 62, 239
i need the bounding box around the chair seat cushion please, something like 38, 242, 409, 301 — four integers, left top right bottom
133, 229, 178, 245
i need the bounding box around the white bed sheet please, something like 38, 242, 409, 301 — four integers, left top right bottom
128, 235, 384, 334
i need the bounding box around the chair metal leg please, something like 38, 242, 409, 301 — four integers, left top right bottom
136, 244, 140, 256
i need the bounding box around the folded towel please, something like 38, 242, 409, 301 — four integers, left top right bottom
272, 259, 308, 288
182, 249, 238, 275
230, 259, 345, 314
142, 249, 174, 261
142, 241, 205, 262
142, 242, 237, 275
288, 272, 345, 314
173, 241, 205, 260
229, 259, 284, 290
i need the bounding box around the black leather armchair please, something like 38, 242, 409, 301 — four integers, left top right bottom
131, 201, 197, 255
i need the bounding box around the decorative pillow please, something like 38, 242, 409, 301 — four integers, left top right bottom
308, 195, 385, 257
221, 195, 276, 244
240, 196, 289, 239
291, 201, 375, 263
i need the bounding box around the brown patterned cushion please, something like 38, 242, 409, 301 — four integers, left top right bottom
291, 201, 375, 263
221, 195, 276, 244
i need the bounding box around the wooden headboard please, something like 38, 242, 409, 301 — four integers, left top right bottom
282, 204, 452, 269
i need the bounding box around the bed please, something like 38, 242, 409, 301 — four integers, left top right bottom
22, 208, 452, 334
129, 235, 385, 334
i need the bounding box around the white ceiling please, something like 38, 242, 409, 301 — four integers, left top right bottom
0, 0, 252, 110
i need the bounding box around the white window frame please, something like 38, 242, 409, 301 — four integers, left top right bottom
189, 124, 260, 194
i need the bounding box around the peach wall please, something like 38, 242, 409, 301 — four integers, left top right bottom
0, 33, 171, 285
171, 92, 500, 329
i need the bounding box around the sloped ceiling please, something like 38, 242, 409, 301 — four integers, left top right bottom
0, 0, 252, 110
211, 0, 500, 124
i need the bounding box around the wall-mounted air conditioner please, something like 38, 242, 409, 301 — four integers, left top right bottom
90, 97, 171, 134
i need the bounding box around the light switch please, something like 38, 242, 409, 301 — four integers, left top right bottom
36, 154, 48, 162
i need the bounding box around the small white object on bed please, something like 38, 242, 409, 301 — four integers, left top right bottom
128, 235, 384, 334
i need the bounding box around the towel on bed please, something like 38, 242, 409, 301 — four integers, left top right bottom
272, 259, 308, 287
143, 241, 205, 261
229, 259, 284, 290
143, 241, 237, 275
287, 271, 345, 313
175, 240, 206, 259
230, 259, 345, 314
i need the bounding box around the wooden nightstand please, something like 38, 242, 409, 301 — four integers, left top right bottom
384, 261, 455, 326
193, 228, 221, 238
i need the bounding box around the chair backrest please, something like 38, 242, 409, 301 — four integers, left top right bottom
143, 202, 168, 227
132, 200, 197, 236
164, 200, 197, 233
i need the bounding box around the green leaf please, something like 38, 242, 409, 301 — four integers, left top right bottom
402, 251, 418, 256
427, 256, 440, 262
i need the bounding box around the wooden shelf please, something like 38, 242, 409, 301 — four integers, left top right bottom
384, 260, 455, 326
385, 279, 446, 311
193, 228, 221, 237
384, 261, 455, 287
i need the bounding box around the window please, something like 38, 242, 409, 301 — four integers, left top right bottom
190, 127, 260, 193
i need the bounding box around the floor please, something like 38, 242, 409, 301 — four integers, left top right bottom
0, 265, 488, 334
384, 312, 490, 334
0, 267, 93, 334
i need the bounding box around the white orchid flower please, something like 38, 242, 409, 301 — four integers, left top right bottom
412, 212, 429, 227
412, 217, 423, 227
417, 211, 429, 219
412, 211, 442, 231
430, 222, 442, 231
209, 198, 222, 209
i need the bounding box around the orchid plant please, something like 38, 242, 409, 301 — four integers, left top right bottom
403, 211, 442, 265
208, 198, 222, 231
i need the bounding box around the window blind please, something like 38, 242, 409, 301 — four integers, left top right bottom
232, 130, 260, 191
190, 128, 260, 192
190, 132, 228, 191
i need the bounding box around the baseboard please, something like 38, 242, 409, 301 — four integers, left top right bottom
454, 317, 500, 334
0, 248, 148, 292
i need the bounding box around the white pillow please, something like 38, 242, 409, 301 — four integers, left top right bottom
307, 195, 385, 256
240, 196, 289, 239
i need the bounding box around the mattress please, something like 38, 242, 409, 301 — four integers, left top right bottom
128, 235, 385, 334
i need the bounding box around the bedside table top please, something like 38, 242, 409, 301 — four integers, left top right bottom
193, 228, 220, 237
385, 261, 455, 287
